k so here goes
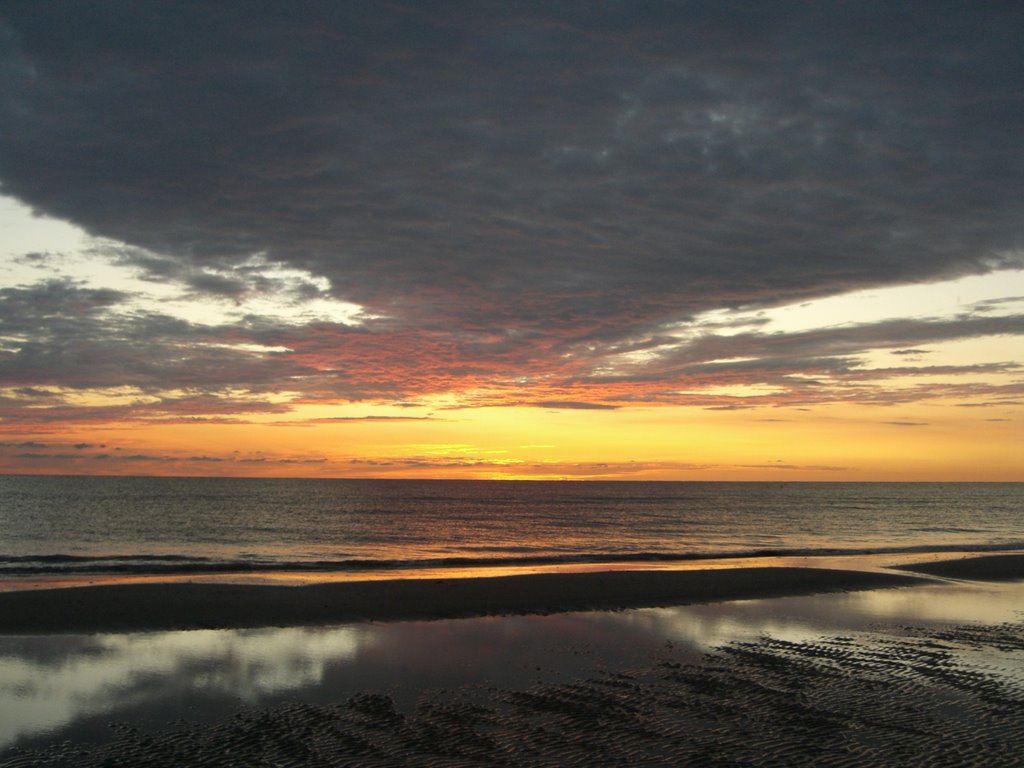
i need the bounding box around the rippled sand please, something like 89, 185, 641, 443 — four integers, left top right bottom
5, 618, 1022, 767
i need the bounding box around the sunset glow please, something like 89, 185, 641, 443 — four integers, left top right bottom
0, 3, 1022, 480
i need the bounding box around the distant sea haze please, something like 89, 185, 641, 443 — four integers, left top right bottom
0, 477, 1021, 580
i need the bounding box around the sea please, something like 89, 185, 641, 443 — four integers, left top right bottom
1, 476, 1021, 585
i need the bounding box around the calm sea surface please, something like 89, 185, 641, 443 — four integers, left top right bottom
0, 476, 1021, 581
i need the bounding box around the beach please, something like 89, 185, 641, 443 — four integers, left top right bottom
1, 554, 1023, 766
0, 566, 928, 634
893, 552, 1024, 581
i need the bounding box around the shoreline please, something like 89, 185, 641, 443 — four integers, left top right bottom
0, 553, 1020, 634
0, 566, 928, 634
891, 552, 1024, 580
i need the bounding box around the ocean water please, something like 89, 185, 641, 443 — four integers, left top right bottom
0, 476, 1021, 582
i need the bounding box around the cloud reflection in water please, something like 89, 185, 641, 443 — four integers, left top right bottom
2, 580, 1022, 753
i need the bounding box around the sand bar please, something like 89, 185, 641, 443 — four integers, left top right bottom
0, 566, 928, 634
892, 552, 1024, 581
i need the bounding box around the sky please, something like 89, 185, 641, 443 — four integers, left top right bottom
0, 1, 1021, 480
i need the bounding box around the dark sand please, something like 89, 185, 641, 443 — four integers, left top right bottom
3, 556, 1023, 766
0, 567, 927, 634
893, 552, 1024, 581
6, 619, 1023, 767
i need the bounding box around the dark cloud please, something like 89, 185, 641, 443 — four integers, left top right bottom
1, 2, 1023, 425
581, 314, 1024, 385
14, 251, 56, 265
0, 279, 126, 320
0, 396, 288, 426
841, 363, 1020, 380
738, 463, 847, 472
343, 456, 847, 478
0, 439, 105, 453
0, 283, 1019, 422
304, 415, 441, 422
268, 415, 444, 427
1, 448, 328, 467
955, 401, 1022, 408
114, 455, 162, 462
100, 245, 335, 302
1, 0, 1022, 342
14, 452, 79, 460
528, 401, 619, 410
970, 296, 1024, 313
10, 387, 61, 400
0, 280, 319, 398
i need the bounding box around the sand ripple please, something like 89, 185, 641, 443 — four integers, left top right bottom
4, 622, 1023, 767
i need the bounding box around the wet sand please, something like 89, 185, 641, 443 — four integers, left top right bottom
2, 556, 1023, 766
6, 617, 1023, 767
893, 552, 1024, 581
0, 566, 927, 634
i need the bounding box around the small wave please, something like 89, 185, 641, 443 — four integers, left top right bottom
0, 553, 211, 565
2, 541, 1024, 577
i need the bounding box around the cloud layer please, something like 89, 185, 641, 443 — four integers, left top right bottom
0, 2, 1022, 426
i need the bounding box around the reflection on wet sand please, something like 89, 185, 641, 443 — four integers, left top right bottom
2, 578, 1023, 758
626, 579, 1024, 649
0, 626, 366, 748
